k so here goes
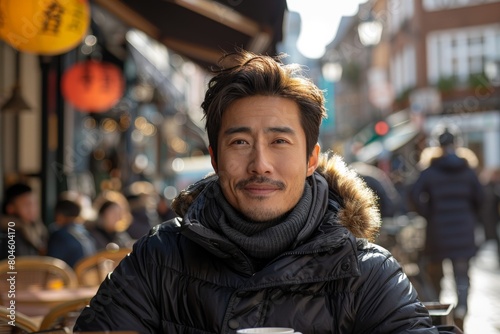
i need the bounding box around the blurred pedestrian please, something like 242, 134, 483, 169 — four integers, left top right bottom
0, 182, 48, 259
410, 128, 484, 329
479, 168, 500, 263
125, 194, 149, 239
47, 198, 96, 267
87, 200, 133, 250
350, 161, 401, 219
156, 194, 177, 222
125, 181, 162, 240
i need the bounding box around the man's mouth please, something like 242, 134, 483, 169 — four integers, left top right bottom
243, 184, 280, 196
236, 176, 285, 196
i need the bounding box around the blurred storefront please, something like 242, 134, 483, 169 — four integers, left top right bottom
0, 0, 287, 224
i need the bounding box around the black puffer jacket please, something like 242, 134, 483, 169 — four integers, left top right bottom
75, 155, 439, 333
411, 152, 484, 261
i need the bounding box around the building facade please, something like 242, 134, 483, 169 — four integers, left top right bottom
325, 0, 500, 173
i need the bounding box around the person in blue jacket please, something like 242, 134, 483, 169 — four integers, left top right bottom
48, 198, 96, 267
75, 50, 458, 333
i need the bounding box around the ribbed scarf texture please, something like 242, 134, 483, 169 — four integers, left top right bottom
200, 173, 329, 260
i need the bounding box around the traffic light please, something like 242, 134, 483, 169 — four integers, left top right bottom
374, 121, 390, 136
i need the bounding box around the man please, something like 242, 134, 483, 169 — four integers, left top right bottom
410, 128, 483, 330
47, 198, 96, 267
75, 51, 442, 333
0, 182, 48, 259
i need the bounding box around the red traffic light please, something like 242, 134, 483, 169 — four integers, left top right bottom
374, 121, 390, 136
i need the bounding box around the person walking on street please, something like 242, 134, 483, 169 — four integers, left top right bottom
479, 168, 500, 264
75, 50, 456, 333
410, 128, 484, 330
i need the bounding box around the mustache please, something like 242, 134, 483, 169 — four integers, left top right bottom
235, 176, 285, 190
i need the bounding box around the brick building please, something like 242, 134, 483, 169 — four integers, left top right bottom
325, 0, 500, 172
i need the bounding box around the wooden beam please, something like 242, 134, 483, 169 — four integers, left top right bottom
93, 0, 160, 38
161, 37, 223, 65
173, 0, 260, 37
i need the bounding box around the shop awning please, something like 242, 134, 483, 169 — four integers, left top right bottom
355, 122, 420, 163
93, 0, 287, 69
354, 110, 421, 163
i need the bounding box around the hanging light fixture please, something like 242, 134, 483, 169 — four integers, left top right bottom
0, 51, 31, 113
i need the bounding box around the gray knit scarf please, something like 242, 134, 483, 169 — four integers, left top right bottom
199, 172, 329, 260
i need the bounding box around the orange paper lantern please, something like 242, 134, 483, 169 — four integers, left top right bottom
0, 0, 90, 55
61, 60, 125, 113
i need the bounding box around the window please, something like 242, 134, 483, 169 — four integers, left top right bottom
423, 0, 500, 11
390, 45, 417, 95
427, 24, 500, 84
388, 0, 415, 34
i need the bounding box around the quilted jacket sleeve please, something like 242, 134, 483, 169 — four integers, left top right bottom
352, 243, 439, 334
73, 234, 161, 333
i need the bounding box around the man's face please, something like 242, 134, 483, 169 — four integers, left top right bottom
210, 95, 319, 222
7, 193, 39, 223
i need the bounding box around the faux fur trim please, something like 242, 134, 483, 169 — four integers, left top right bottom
316, 153, 381, 242
172, 153, 381, 242
418, 146, 479, 170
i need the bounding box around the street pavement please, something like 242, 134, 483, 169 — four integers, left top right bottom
440, 240, 500, 333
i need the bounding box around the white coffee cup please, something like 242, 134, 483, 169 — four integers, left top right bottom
236, 328, 301, 334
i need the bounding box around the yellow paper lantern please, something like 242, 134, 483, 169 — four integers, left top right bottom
0, 0, 90, 55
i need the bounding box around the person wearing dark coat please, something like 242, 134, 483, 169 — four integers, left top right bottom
87, 200, 133, 251
0, 183, 48, 259
350, 161, 401, 218
75, 51, 454, 333
479, 168, 500, 263
47, 198, 96, 267
410, 128, 484, 329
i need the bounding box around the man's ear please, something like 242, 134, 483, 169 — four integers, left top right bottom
306, 143, 320, 176
208, 146, 218, 173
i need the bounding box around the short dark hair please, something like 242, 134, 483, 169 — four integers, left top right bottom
201, 50, 327, 162
54, 199, 81, 218
98, 200, 119, 216
438, 128, 455, 147
1, 183, 32, 214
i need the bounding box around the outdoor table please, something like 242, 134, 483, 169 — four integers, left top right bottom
14, 286, 98, 318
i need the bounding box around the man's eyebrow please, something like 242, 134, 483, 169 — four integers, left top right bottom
224, 126, 251, 135
265, 126, 295, 134
223, 126, 296, 135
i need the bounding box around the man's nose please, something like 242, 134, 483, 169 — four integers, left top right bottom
247, 145, 273, 175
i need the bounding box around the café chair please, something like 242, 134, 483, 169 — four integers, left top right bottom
30, 329, 70, 334
423, 302, 455, 326
0, 256, 79, 304
38, 297, 91, 332
74, 248, 131, 287
0, 305, 39, 333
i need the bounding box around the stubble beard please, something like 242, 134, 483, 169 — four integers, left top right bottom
239, 196, 291, 224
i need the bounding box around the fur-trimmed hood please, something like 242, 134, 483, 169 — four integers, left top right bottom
418, 146, 478, 170
172, 153, 381, 242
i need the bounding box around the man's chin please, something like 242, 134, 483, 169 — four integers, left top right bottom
241, 209, 289, 225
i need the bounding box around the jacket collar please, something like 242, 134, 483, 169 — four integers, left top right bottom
178, 215, 361, 282
172, 152, 381, 242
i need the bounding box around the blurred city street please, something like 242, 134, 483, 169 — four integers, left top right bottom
441, 240, 500, 333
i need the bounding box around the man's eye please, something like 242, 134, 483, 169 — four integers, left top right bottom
232, 139, 247, 145
274, 139, 289, 144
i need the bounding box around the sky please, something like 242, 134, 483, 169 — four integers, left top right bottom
286, 0, 368, 59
